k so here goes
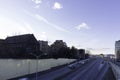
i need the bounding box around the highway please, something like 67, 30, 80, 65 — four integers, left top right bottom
58, 58, 108, 80
30, 59, 93, 80
14, 57, 112, 80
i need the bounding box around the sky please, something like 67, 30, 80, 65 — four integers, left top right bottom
0, 0, 120, 54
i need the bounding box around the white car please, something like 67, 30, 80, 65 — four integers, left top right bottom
78, 61, 85, 64
67, 63, 76, 69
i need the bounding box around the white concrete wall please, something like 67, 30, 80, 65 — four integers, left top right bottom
0, 59, 75, 80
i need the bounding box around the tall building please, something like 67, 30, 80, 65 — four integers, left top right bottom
115, 40, 120, 60
78, 49, 85, 59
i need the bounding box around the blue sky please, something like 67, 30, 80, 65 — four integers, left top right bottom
0, 0, 120, 54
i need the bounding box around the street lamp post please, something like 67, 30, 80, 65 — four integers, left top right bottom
29, 53, 42, 80
27, 60, 31, 75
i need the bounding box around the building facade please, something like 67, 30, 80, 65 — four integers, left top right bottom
78, 49, 85, 59
38, 40, 49, 54
115, 40, 120, 60
0, 39, 7, 58
0, 34, 40, 58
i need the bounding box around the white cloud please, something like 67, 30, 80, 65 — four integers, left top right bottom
32, 0, 42, 8
75, 22, 90, 30
32, 0, 42, 4
53, 2, 63, 10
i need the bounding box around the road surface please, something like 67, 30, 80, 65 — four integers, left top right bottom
11, 57, 114, 80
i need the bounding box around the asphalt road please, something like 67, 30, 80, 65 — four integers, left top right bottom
30, 59, 93, 80
17, 57, 111, 80
60, 58, 105, 80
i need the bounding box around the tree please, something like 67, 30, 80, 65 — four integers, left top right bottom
49, 40, 67, 59
58, 47, 71, 58
99, 53, 104, 58
70, 46, 79, 59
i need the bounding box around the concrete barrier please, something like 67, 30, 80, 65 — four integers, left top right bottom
0, 59, 75, 80
109, 62, 120, 80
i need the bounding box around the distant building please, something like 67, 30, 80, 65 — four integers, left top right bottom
0, 39, 5, 47
78, 49, 85, 59
115, 40, 120, 60
0, 39, 6, 57
0, 34, 40, 58
105, 54, 115, 59
0, 39, 5, 44
38, 40, 49, 54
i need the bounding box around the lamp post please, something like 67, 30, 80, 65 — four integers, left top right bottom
27, 60, 31, 75
29, 53, 42, 80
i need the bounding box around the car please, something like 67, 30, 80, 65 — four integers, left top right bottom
67, 64, 76, 69
78, 61, 85, 64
